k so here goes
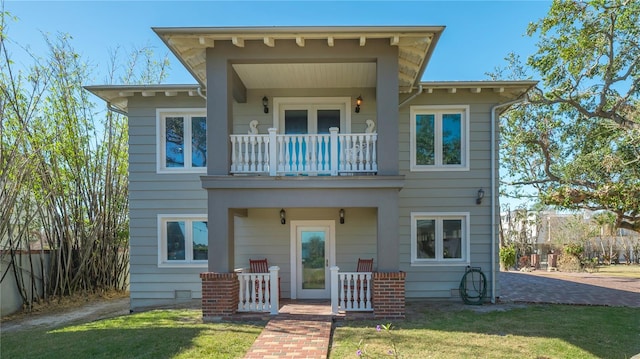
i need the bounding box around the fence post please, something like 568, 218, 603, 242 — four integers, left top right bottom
329, 127, 339, 176
268, 128, 277, 176
269, 266, 280, 315
330, 265, 340, 314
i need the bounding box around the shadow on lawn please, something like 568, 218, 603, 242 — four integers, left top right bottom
339, 302, 640, 359
1, 322, 264, 359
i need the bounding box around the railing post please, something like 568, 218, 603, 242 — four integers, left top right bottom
330, 265, 340, 314
269, 265, 280, 315
329, 127, 339, 176
268, 128, 277, 176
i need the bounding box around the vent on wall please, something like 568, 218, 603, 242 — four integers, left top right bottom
175, 290, 192, 300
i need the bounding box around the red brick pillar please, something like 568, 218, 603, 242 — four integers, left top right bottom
200, 272, 239, 321
372, 271, 406, 319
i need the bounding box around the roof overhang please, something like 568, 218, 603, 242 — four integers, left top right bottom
411, 80, 538, 103
153, 26, 445, 93
84, 84, 205, 113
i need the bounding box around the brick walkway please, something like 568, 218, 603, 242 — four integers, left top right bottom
243, 301, 334, 359
500, 270, 640, 307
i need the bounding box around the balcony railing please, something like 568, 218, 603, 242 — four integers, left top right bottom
230, 127, 377, 176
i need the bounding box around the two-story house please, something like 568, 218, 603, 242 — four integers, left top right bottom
87, 26, 535, 319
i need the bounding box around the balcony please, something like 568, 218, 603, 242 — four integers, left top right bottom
230, 127, 377, 176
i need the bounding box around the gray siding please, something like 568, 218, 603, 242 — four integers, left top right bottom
127, 93, 207, 311
398, 91, 499, 298
127, 87, 502, 308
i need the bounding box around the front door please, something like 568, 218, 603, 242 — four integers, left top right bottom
290, 220, 335, 299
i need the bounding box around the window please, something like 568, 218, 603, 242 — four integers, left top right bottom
410, 105, 469, 171
158, 215, 208, 267
411, 212, 469, 265
157, 109, 206, 173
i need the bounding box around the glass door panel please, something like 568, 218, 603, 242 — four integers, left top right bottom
284, 109, 308, 134
317, 109, 340, 134
301, 231, 326, 289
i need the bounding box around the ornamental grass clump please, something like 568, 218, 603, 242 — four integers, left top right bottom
356, 323, 399, 358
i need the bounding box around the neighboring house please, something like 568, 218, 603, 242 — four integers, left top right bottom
87, 26, 535, 319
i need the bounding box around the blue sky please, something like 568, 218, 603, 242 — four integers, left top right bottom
5, 0, 551, 84
4, 0, 549, 209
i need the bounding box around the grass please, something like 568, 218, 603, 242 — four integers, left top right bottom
2, 300, 639, 358
1, 309, 264, 359
330, 303, 640, 359
595, 264, 640, 278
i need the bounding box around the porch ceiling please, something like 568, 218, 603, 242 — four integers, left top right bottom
153, 26, 445, 93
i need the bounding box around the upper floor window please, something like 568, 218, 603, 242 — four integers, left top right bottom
411, 212, 470, 266
410, 105, 469, 171
157, 109, 206, 173
158, 215, 208, 267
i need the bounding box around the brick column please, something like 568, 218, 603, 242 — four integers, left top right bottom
200, 272, 239, 321
372, 271, 406, 319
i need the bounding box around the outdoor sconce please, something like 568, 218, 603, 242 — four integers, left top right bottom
355, 95, 362, 113
262, 96, 269, 114
280, 208, 286, 224
476, 188, 485, 205
339, 208, 345, 224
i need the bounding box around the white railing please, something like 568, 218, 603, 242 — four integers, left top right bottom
330, 266, 373, 314
237, 266, 279, 315
230, 128, 377, 176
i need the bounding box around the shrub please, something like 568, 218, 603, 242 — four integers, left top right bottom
500, 245, 516, 270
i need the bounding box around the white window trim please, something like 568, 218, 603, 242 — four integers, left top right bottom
156, 108, 207, 174
409, 105, 470, 171
273, 97, 351, 134
157, 214, 208, 268
410, 212, 470, 267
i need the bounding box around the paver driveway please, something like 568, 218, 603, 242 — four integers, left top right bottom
499, 270, 639, 307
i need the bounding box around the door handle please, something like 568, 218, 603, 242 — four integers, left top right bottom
326, 259, 328, 267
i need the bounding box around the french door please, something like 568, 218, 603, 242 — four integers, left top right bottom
274, 97, 350, 135
290, 220, 336, 299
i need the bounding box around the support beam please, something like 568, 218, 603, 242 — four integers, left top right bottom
232, 209, 248, 217
141, 91, 156, 97
296, 36, 305, 47
263, 37, 275, 47
232, 37, 245, 47
471, 88, 482, 93
327, 36, 334, 47
231, 68, 247, 104
359, 36, 366, 47
448, 88, 457, 94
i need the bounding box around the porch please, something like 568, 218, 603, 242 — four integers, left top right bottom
230, 128, 377, 176
200, 269, 406, 320
235, 266, 374, 315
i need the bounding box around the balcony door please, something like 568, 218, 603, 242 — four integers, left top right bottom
274, 97, 351, 134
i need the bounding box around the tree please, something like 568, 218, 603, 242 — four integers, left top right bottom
1, 8, 168, 309
494, 0, 640, 232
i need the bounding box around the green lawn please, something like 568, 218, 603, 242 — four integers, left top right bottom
3, 304, 639, 358
596, 264, 640, 278
1, 309, 265, 359
330, 304, 640, 359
